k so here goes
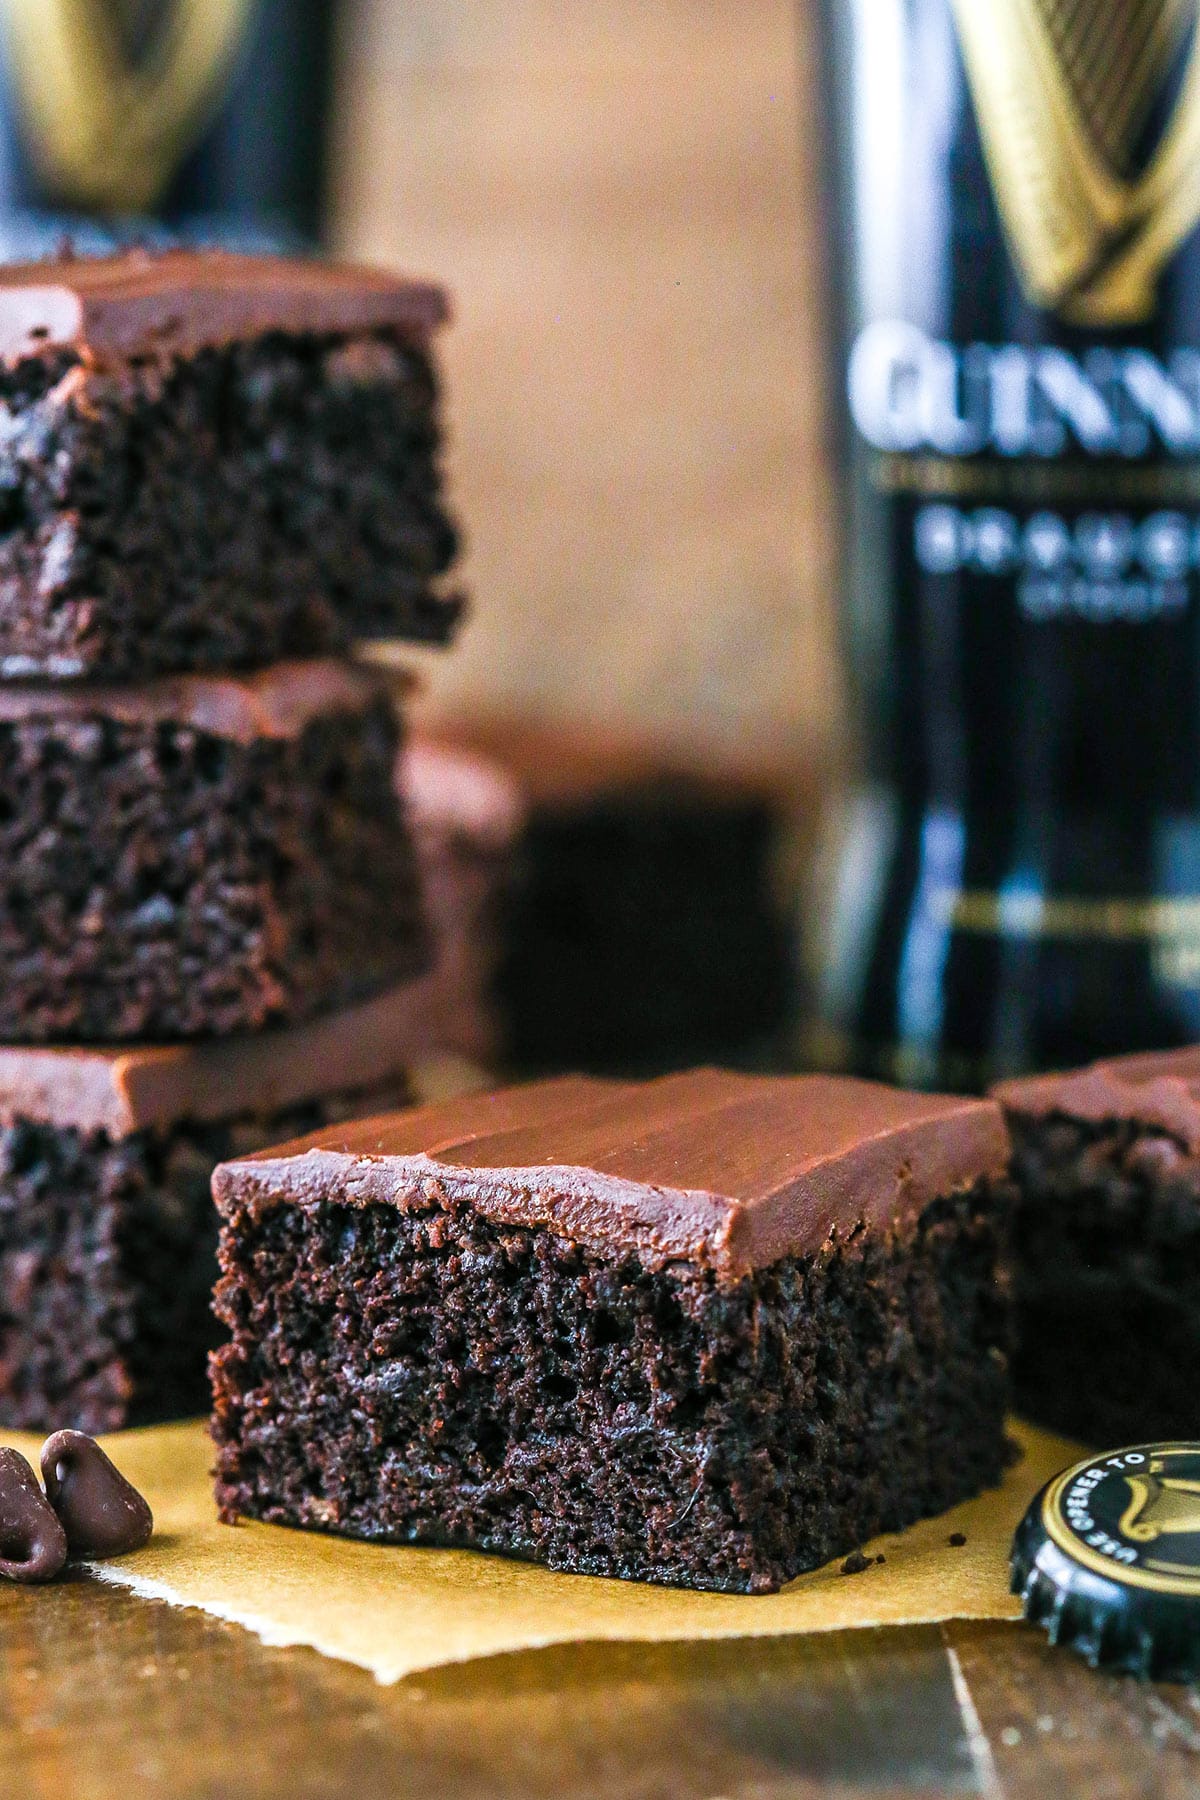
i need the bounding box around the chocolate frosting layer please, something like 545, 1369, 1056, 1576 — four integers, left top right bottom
0, 983, 428, 1139
0, 658, 387, 743
994, 1047, 1200, 1152
0, 251, 449, 365
214, 1069, 1010, 1278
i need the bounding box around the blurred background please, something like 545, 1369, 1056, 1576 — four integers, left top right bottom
330, 0, 837, 778
0, 2, 1190, 1090
328, 0, 832, 1072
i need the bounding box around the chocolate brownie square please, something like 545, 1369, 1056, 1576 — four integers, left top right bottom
0, 659, 426, 1041
0, 987, 426, 1433
0, 251, 462, 677
211, 1070, 1013, 1592
996, 1050, 1200, 1445
422, 721, 797, 1070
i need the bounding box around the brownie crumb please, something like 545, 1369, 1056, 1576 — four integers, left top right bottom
212, 1169, 1012, 1593
840, 1550, 871, 1576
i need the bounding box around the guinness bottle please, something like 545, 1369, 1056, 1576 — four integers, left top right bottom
0, 0, 338, 251
817, 0, 1200, 1088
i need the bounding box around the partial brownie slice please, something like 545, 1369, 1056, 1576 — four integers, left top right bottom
0, 658, 427, 1041
0, 986, 430, 1433
211, 1070, 1013, 1593
995, 1050, 1200, 1445
419, 719, 799, 1070
0, 251, 462, 678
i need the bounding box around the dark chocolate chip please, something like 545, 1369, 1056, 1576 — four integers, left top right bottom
0, 1446, 67, 1583
840, 1549, 871, 1575
948, 1532, 967, 1547
40, 1431, 153, 1559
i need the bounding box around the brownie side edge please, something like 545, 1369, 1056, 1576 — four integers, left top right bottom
210, 1173, 1013, 1592
0, 329, 462, 679
0, 1079, 413, 1435
0, 693, 426, 1042
1007, 1109, 1200, 1445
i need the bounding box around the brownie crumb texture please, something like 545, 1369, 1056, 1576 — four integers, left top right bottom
0, 697, 425, 1041
211, 1178, 1011, 1593
0, 1084, 409, 1434
0, 331, 462, 679
1009, 1112, 1200, 1445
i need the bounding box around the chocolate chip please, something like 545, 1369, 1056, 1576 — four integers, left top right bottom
0, 1447, 67, 1583
948, 1532, 967, 1547
40, 1431, 153, 1559
840, 1549, 871, 1575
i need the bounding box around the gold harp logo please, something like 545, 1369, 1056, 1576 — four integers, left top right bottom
1119, 1458, 1200, 1542
949, 0, 1200, 324
0, 0, 255, 212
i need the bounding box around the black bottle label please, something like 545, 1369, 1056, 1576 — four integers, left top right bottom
824, 0, 1200, 1083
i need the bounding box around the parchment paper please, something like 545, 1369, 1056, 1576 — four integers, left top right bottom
2, 1417, 1083, 1683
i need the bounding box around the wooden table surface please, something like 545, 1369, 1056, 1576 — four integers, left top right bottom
2, 1575, 1197, 1798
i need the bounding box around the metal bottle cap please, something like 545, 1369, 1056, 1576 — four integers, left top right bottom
1011, 1444, 1200, 1680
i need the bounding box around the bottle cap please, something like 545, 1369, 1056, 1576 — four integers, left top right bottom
1011, 1443, 1200, 1680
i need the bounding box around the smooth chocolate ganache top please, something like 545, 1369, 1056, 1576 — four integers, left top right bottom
994, 1048, 1200, 1154
0, 249, 449, 366
0, 983, 428, 1140
214, 1069, 1010, 1278
0, 658, 389, 744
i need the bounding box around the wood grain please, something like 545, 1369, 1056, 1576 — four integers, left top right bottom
0, 1576, 974, 1800
3, 1573, 1198, 1797
945, 1621, 1200, 1800
331, 0, 838, 769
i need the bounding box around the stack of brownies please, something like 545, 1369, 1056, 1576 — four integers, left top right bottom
0, 249, 464, 1434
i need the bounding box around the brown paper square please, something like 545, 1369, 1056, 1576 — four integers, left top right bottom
1, 1417, 1082, 1683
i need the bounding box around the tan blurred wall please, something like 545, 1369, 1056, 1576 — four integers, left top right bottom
332, 0, 837, 772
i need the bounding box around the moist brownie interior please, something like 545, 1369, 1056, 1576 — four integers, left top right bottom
0, 661, 428, 1041
0, 252, 463, 677
0, 987, 427, 1433
997, 1049, 1200, 1444
211, 1070, 1014, 1592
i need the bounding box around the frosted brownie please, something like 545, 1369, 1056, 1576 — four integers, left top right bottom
0, 658, 426, 1041
0, 986, 425, 1434
996, 1049, 1200, 1444
211, 1069, 1013, 1592
0, 250, 462, 677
